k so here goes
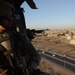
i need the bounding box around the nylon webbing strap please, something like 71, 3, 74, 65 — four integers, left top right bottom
0, 32, 10, 43
0, 33, 14, 68
4, 50, 14, 68
0, 36, 10, 43
4, 50, 13, 56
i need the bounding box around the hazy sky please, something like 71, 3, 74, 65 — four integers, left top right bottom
21, 0, 75, 29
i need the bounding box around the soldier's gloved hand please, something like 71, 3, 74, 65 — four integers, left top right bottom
28, 61, 37, 74
28, 67, 35, 75
29, 62, 37, 70
0, 69, 8, 75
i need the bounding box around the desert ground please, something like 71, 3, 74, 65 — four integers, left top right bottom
32, 34, 75, 59
31, 34, 75, 75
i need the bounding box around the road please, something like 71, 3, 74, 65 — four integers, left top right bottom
37, 50, 75, 73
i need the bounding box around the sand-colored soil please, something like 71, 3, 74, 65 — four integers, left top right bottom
31, 35, 75, 75
32, 36, 75, 59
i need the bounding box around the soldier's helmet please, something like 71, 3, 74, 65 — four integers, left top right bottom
0, 0, 14, 30
0, 0, 13, 18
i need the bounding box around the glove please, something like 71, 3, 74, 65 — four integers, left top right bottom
0, 69, 8, 75
29, 62, 37, 70
28, 61, 37, 75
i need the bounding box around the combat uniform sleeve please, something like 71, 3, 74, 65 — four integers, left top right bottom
14, 32, 41, 70
24, 36, 41, 70
25, 36, 41, 61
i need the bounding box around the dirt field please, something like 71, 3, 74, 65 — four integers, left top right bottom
31, 35, 75, 75
32, 35, 75, 59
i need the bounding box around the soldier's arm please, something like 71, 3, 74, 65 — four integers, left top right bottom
0, 70, 8, 75
17, 32, 41, 70
24, 36, 41, 70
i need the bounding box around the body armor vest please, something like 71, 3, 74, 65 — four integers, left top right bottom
0, 32, 12, 51
0, 32, 14, 72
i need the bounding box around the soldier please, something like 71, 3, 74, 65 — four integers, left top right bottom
0, 0, 41, 75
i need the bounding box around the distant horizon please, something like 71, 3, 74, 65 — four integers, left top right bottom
26, 27, 75, 30
21, 0, 75, 29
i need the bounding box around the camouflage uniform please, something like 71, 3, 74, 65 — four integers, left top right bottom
0, 0, 41, 75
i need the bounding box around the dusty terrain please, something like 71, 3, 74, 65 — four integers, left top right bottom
32, 35, 75, 59
31, 35, 75, 75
